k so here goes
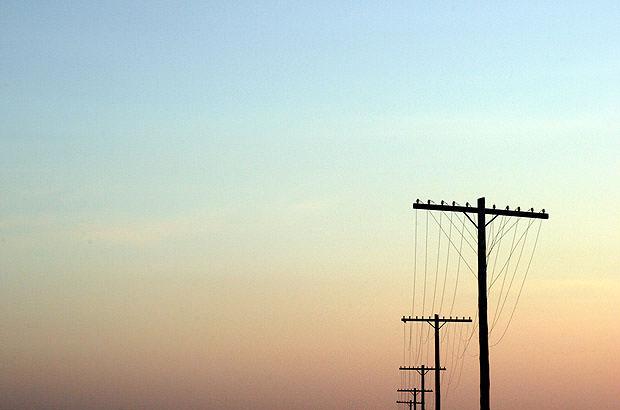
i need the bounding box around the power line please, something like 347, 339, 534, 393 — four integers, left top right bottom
490, 220, 520, 328
439, 213, 453, 314
491, 220, 543, 346
448, 214, 467, 316
429, 211, 476, 276
491, 219, 535, 332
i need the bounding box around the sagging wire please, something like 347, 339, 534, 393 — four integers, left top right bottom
491, 220, 543, 346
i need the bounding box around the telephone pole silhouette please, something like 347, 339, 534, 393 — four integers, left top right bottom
397, 387, 432, 410
396, 398, 423, 410
402, 314, 472, 410
396, 399, 418, 410
400, 365, 443, 410
411, 197, 549, 410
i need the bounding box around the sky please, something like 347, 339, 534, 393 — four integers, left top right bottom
1, 1, 619, 409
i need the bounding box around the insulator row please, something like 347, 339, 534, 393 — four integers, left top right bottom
401, 315, 473, 321
414, 198, 547, 213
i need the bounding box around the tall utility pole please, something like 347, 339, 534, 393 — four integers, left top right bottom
402, 315, 472, 410
397, 388, 432, 410
411, 197, 549, 410
400, 365, 443, 410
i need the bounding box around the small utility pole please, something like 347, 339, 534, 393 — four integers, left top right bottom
400, 365, 443, 410
402, 315, 472, 410
411, 198, 549, 410
397, 388, 432, 410
397, 399, 422, 410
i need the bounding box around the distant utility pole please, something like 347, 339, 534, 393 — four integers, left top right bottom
399, 365, 443, 410
402, 314, 472, 410
397, 387, 432, 410
396, 399, 422, 410
411, 197, 549, 410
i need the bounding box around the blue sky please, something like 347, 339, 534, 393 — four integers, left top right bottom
2, 1, 618, 223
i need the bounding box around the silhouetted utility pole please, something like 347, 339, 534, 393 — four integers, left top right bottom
397, 388, 432, 410
412, 198, 549, 410
400, 365, 443, 410
397, 399, 422, 410
402, 314, 472, 410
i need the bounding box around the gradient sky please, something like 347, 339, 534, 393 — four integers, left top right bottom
1, 2, 619, 409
